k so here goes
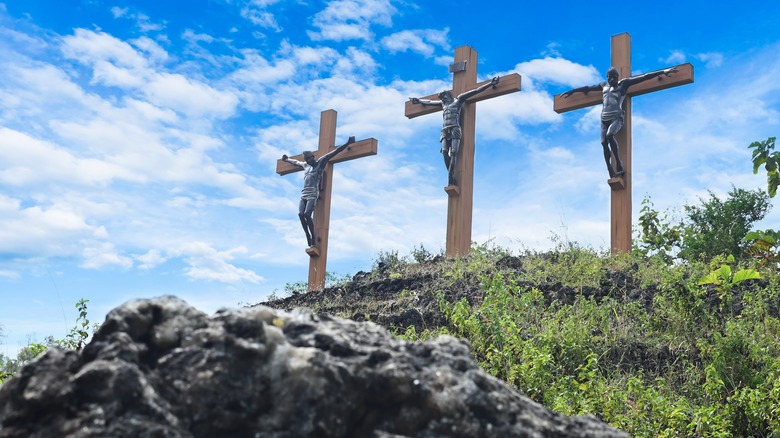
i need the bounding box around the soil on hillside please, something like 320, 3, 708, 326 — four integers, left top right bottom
257, 253, 777, 380
257, 255, 658, 334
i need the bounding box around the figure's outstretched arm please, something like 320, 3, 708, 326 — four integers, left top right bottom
319, 136, 356, 164
621, 66, 678, 89
409, 97, 442, 106
560, 83, 602, 98
458, 76, 499, 101
282, 154, 305, 167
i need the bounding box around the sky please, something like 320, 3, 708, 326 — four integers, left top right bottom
1, 0, 779, 355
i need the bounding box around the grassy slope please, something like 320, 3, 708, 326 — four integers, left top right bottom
261, 243, 780, 437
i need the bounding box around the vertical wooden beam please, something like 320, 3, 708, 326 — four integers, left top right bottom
611, 33, 632, 254
308, 110, 337, 290
446, 46, 478, 258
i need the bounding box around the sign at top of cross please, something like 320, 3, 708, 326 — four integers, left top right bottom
554, 33, 693, 254
405, 46, 521, 258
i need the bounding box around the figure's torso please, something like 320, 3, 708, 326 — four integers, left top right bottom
601, 82, 626, 121
302, 163, 324, 189
442, 101, 463, 127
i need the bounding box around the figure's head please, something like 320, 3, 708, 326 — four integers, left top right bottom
438, 90, 454, 104
303, 151, 315, 164
606, 67, 619, 85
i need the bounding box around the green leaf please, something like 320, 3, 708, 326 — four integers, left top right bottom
769, 172, 780, 198
753, 156, 766, 174
717, 264, 732, 280
732, 269, 761, 284
698, 271, 722, 285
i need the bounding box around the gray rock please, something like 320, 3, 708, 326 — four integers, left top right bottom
0, 296, 627, 438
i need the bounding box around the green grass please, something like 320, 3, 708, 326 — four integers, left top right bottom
390, 243, 780, 437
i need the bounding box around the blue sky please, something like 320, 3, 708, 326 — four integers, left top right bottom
1, 0, 779, 355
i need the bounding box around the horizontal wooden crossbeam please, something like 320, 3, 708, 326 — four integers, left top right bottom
275, 138, 378, 176
553, 63, 693, 114
404, 73, 522, 119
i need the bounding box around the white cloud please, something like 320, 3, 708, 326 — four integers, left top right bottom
63, 29, 151, 69
110, 7, 128, 18
130, 36, 169, 63
241, 7, 281, 31
380, 28, 450, 57
109, 7, 164, 33
512, 57, 601, 90
573, 106, 601, 133
662, 50, 687, 65
0, 128, 130, 186
661, 50, 724, 69
541, 42, 562, 57
0, 194, 96, 257
182, 29, 215, 44
695, 52, 724, 68
136, 249, 168, 269
145, 72, 239, 118
239, 0, 284, 31
308, 0, 396, 42
62, 29, 239, 118
0, 270, 20, 280
174, 242, 264, 283
427, 55, 448, 66
81, 242, 133, 269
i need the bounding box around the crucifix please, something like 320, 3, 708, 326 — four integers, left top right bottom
276, 109, 378, 291
405, 45, 521, 258
554, 33, 693, 254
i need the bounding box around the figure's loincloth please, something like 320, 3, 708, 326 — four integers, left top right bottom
301, 186, 319, 201
440, 125, 462, 142
601, 109, 623, 122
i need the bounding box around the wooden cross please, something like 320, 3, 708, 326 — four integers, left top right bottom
405, 46, 521, 258
276, 109, 378, 291
553, 33, 693, 253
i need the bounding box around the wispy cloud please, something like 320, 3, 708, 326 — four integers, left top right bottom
380, 28, 450, 57
695, 52, 724, 68
661, 50, 724, 68
307, 0, 397, 42
62, 29, 239, 118
240, 0, 282, 31
173, 242, 264, 283
110, 6, 165, 33
81, 242, 134, 269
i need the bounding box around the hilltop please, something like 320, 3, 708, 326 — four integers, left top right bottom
261, 243, 780, 436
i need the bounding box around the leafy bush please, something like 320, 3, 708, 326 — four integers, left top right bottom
636, 196, 682, 262
0, 299, 97, 385
750, 136, 780, 197
635, 188, 771, 263
745, 229, 780, 272
396, 245, 780, 436
679, 187, 771, 262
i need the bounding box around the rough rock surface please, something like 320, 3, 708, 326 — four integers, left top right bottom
0, 296, 627, 437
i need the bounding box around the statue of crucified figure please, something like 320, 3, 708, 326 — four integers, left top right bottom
562, 66, 678, 178
409, 76, 499, 185
281, 136, 355, 246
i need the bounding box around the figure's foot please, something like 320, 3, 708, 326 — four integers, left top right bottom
615, 171, 625, 178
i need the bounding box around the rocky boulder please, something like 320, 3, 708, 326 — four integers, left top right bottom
0, 296, 627, 437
